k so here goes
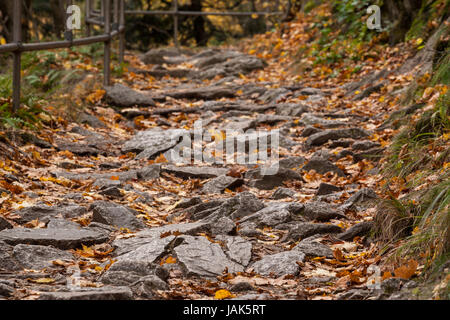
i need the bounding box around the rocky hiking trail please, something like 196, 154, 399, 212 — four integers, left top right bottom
0, 45, 421, 301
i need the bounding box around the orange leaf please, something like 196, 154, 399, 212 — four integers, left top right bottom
394, 260, 418, 279
214, 289, 234, 300
333, 248, 345, 261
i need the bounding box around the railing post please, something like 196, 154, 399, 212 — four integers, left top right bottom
119, 0, 125, 64
12, 0, 22, 112
113, 0, 119, 31
86, 0, 92, 36
173, 0, 179, 49
65, 0, 74, 41
103, 0, 111, 86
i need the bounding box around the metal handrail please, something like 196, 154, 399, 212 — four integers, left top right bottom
0, 0, 125, 111
0, 0, 285, 112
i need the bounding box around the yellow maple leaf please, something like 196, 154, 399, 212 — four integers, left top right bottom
214, 289, 234, 300
29, 278, 55, 284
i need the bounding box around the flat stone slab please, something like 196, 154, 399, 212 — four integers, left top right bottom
202, 175, 243, 194
112, 222, 210, 256
105, 84, 155, 108
162, 165, 228, 179
122, 128, 186, 160
298, 201, 347, 222
306, 128, 370, 148
12, 204, 87, 224
217, 236, 252, 267
174, 235, 244, 278
91, 201, 146, 230
38, 287, 133, 300
12, 244, 75, 270
0, 217, 13, 230
302, 157, 345, 177
245, 168, 304, 190
338, 221, 374, 241
286, 223, 343, 242
293, 240, 333, 258
164, 86, 236, 100
0, 227, 109, 250
250, 250, 305, 277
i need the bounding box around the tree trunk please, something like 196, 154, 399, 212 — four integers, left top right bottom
190, 0, 207, 46
0, 1, 14, 42
49, 0, 66, 38
383, 0, 424, 44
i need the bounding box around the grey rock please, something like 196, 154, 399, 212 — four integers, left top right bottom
105, 84, 155, 108
122, 128, 186, 159
293, 240, 333, 258
129, 275, 169, 298
341, 188, 378, 210
329, 139, 354, 148
285, 223, 343, 242
297, 87, 324, 96
338, 221, 374, 241
353, 147, 385, 162
260, 209, 292, 227
137, 165, 161, 180
352, 140, 381, 151
231, 293, 272, 300
0, 216, 13, 231
141, 47, 187, 65
91, 201, 146, 230
278, 156, 306, 169
0, 227, 108, 250
238, 223, 262, 237
239, 203, 295, 228
217, 236, 252, 266
229, 192, 265, 219
99, 186, 123, 198
202, 175, 243, 194
162, 165, 228, 179
276, 103, 309, 117
174, 235, 244, 278
0, 283, 14, 297
12, 244, 74, 270
111, 236, 174, 273
23, 191, 39, 199
271, 188, 296, 199
79, 112, 106, 128
13, 204, 87, 224
246, 167, 304, 190
38, 286, 133, 300
100, 270, 142, 286
300, 113, 346, 128
257, 88, 290, 104
210, 217, 236, 236
0, 241, 21, 271
47, 219, 81, 230
230, 281, 254, 292
112, 222, 210, 256
174, 197, 202, 209
381, 278, 404, 295
316, 183, 341, 196
250, 250, 305, 277
56, 141, 103, 156
300, 201, 346, 221
92, 178, 123, 189
336, 289, 372, 300
256, 114, 292, 124
301, 126, 321, 137
306, 128, 370, 148
302, 157, 345, 177
165, 86, 236, 100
